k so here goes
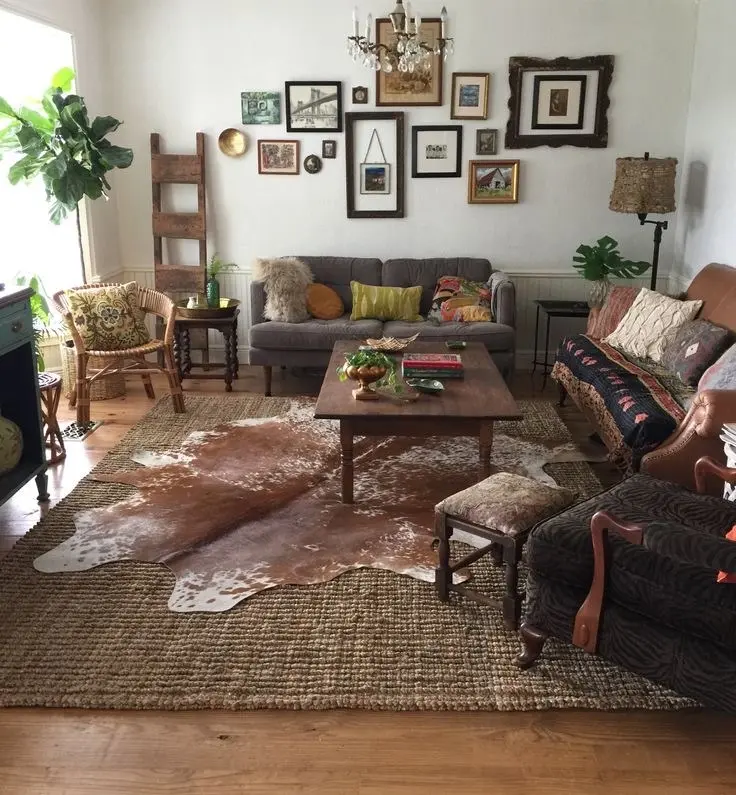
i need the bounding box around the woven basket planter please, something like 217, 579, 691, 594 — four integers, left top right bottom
60, 342, 126, 401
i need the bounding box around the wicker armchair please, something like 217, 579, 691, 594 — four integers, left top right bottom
53, 283, 185, 424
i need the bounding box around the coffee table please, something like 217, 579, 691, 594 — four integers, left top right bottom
314, 341, 523, 504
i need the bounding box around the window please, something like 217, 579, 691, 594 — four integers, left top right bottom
0, 9, 80, 298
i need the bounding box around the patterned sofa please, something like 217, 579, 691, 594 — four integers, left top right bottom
553, 263, 736, 493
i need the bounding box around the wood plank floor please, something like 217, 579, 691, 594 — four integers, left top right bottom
1, 366, 734, 795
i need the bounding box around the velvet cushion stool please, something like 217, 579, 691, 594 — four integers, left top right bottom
434, 472, 576, 630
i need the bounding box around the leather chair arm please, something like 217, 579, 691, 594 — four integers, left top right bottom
687, 389, 736, 437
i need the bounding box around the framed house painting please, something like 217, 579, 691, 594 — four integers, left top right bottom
450, 73, 490, 120
258, 140, 300, 175
411, 125, 462, 178
468, 160, 520, 204
285, 81, 343, 133
375, 18, 443, 106
505, 55, 614, 148
241, 91, 281, 125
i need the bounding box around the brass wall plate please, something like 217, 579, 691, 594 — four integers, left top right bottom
218, 128, 248, 157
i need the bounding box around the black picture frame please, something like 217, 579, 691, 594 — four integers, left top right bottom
345, 111, 404, 219
411, 125, 462, 178
531, 75, 587, 130
505, 55, 614, 149
352, 86, 369, 104
322, 139, 337, 159
285, 81, 343, 133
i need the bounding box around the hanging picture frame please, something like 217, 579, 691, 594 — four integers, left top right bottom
411, 125, 462, 178
285, 81, 343, 133
345, 111, 405, 218
468, 159, 520, 204
450, 73, 490, 120
505, 55, 614, 149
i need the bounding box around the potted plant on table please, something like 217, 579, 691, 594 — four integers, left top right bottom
573, 235, 651, 308
206, 253, 236, 308
337, 350, 397, 400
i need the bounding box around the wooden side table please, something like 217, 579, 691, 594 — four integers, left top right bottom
38, 372, 66, 464
174, 309, 240, 392
532, 299, 590, 389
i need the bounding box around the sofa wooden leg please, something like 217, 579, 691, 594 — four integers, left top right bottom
263, 366, 272, 397
558, 382, 568, 407
515, 623, 548, 670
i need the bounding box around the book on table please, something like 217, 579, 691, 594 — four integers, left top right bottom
402, 352, 464, 380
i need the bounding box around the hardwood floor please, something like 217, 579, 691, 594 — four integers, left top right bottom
0, 367, 734, 795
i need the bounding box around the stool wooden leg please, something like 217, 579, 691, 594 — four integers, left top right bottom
76, 353, 90, 425
141, 373, 156, 400
490, 543, 503, 568
434, 512, 453, 602
263, 366, 272, 397
502, 541, 523, 631
516, 623, 548, 670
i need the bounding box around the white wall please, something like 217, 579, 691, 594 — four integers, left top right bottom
675, 0, 736, 284
104, 0, 697, 284
0, 0, 120, 280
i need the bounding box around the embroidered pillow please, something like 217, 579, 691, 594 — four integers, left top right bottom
306, 283, 344, 320
699, 342, 736, 391
717, 526, 736, 584
350, 282, 423, 322
603, 288, 703, 363
586, 286, 641, 339
65, 282, 151, 352
428, 275, 492, 324
660, 320, 732, 387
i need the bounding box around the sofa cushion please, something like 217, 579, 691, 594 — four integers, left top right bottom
526, 473, 736, 651
292, 257, 382, 311
350, 282, 423, 321
382, 320, 514, 352
382, 258, 493, 315
306, 283, 344, 320
660, 319, 733, 387
586, 286, 641, 339
427, 275, 492, 323
249, 315, 382, 351
699, 342, 736, 391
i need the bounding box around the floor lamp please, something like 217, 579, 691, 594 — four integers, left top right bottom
609, 152, 677, 291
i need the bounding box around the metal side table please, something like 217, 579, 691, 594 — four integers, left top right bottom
532, 300, 590, 389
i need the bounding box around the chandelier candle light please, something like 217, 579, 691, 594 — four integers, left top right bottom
349, 2, 454, 73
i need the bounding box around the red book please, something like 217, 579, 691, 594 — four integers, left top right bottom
402, 353, 463, 369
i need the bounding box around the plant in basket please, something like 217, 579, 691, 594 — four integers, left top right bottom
337, 350, 397, 400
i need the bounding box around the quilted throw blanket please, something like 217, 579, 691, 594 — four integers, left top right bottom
553, 334, 687, 471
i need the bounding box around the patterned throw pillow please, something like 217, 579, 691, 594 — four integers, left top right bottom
586, 286, 641, 339
349, 282, 423, 322
65, 283, 151, 352
603, 288, 703, 363
428, 275, 492, 324
660, 320, 732, 387
699, 342, 736, 391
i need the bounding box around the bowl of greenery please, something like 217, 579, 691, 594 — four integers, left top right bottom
337, 350, 396, 400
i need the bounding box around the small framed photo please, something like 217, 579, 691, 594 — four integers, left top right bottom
532, 75, 587, 130
451, 73, 490, 120
258, 140, 300, 175
352, 86, 369, 104
476, 129, 498, 156
411, 125, 462, 178
322, 140, 337, 159
304, 154, 322, 174
468, 159, 520, 204
360, 163, 390, 194
285, 81, 342, 133
241, 91, 280, 125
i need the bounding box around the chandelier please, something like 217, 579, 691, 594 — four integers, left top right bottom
348, 2, 454, 73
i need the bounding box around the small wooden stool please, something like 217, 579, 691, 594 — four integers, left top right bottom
37, 371, 66, 464
434, 472, 575, 630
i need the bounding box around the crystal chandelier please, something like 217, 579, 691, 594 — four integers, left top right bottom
348, 2, 454, 73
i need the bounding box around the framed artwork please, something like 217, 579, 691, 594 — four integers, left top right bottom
450, 73, 490, 120
304, 154, 322, 174
345, 111, 405, 218
375, 18, 443, 106
285, 81, 343, 133
241, 91, 280, 125
505, 55, 614, 149
476, 129, 498, 156
322, 140, 337, 159
468, 160, 520, 204
257, 140, 300, 175
411, 125, 462, 178
352, 86, 369, 104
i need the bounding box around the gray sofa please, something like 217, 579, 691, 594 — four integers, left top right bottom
248, 256, 516, 395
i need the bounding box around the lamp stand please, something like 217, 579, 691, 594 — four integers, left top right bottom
637, 212, 668, 291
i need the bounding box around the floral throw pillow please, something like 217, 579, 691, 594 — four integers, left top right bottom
660, 319, 732, 387
66, 282, 151, 351
428, 276, 492, 324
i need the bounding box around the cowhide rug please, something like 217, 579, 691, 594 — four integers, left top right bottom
34, 402, 596, 613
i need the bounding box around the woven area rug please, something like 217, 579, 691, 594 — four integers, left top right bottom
0, 395, 693, 711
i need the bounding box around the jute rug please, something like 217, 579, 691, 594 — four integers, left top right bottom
0, 395, 693, 711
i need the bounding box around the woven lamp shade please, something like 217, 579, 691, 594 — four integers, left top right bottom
609, 156, 677, 215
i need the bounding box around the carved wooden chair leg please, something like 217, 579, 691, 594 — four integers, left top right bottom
141, 372, 156, 400
434, 512, 453, 602
163, 346, 186, 414
558, 382, 567, 407
76, 354, 90, 425
68, 387, 77, 409
515, 623, 549, 670
263, 365, 273, 397
502, 542, 523, 631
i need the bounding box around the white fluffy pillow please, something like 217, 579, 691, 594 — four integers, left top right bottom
252, 257, 313, 323
603, 288, 703, 362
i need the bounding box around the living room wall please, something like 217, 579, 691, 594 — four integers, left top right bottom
675, 0, 736, 283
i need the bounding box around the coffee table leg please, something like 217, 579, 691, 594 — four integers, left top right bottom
340, 420, 354, 504
479, 423, 493, 480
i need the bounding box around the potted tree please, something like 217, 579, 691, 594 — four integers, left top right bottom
573, 235, 651, 308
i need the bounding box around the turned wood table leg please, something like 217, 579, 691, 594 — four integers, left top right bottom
223, 328, 234, 392
340, 420, 354, 504
434, 512, 453, 602
479, 423, 493, 480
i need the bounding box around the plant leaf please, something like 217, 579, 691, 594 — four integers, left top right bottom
49, 200, 67, 224
98, 143, 133, 169
16, 106, 54, 133
91, 115, 121, 140
51, 67, 75, 92
0, 95, 16, 118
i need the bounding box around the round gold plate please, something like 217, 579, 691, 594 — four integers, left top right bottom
218, 128, 248, 157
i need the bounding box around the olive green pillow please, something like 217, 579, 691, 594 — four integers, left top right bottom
350, 282, 423, 322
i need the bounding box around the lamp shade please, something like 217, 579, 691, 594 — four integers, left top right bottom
609, 156, 677, 215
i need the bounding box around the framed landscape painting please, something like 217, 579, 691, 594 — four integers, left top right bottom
285, 81, 343, 133
258, 140, 300, 175
468, 160, 520, 204
241, 91, 280, 125
375, 18, 443, 106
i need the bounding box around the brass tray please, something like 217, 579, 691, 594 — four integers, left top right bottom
176, 298, 240, 319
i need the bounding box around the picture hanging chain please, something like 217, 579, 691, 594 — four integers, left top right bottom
361, 128, 388, 165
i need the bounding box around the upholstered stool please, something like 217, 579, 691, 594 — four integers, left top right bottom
434, 472, 575, 630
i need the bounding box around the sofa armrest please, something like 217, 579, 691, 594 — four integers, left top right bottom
641, 390, 736, 492
494, 280, 516, 328
643, 521, 736, 574
250, 280, 266, 326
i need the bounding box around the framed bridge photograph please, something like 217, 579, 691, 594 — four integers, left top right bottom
285, 81, 343, 133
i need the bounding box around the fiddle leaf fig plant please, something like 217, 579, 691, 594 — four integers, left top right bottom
573, 235, 651, 281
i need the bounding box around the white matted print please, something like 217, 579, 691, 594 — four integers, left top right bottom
412, 125, 462, 178
519, 70, 599, 137
532, 75, 587, 129
451, 72, 490, 120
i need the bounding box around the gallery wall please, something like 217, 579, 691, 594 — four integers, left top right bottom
102, 0, 698, 287
675, 0, 736, 283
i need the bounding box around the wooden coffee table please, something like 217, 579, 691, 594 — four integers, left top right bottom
314, 341, 523, 504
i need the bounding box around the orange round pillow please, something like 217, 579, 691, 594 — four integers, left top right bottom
306, 283, 344, 319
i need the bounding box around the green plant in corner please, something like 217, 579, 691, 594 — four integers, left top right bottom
0, 67, 134, 280
573, 235, 651, 308
15, 274, 55, 372
205, 253, 236, 308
